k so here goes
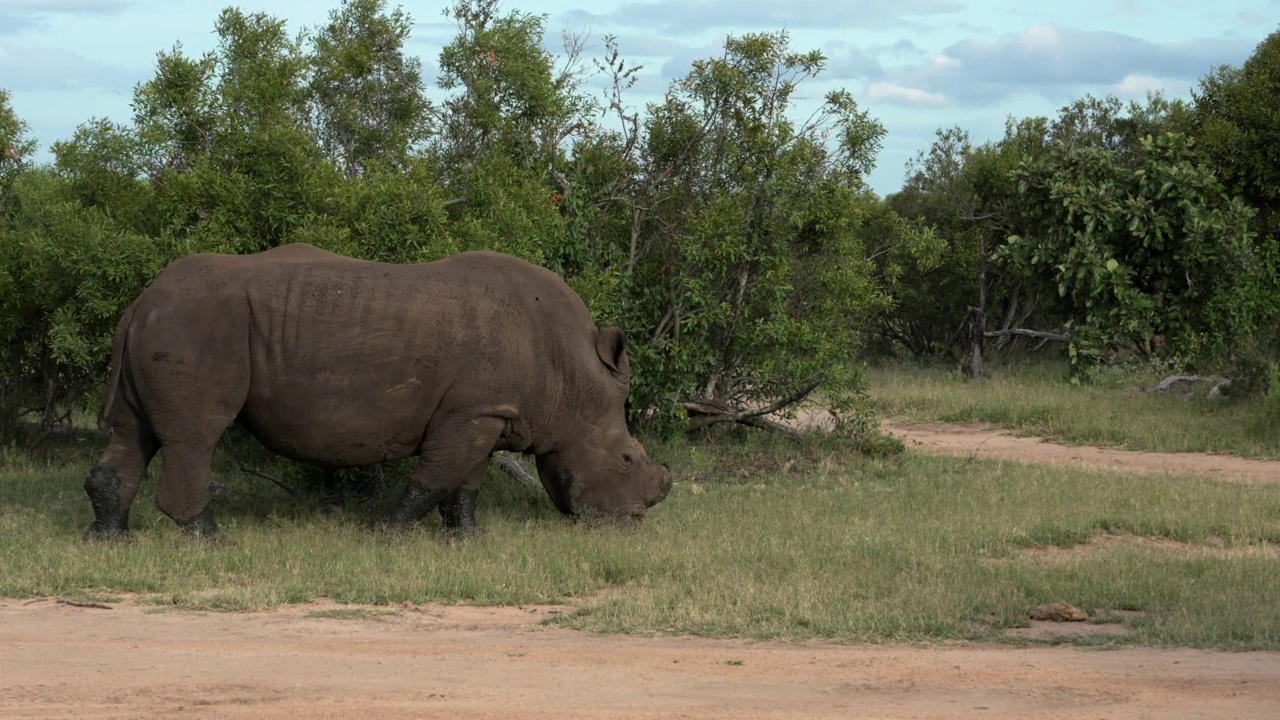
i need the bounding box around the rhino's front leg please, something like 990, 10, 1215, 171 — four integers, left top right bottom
376, 416, 502, 532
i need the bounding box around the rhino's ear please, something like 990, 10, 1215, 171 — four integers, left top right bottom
595, 326, 629, 379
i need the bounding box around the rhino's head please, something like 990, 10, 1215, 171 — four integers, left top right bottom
535, 326, 672, 522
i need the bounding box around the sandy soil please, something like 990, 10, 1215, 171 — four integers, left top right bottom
880, 419, 1280, 483
3, 596, 1279, 720
6, 419, 1280, 719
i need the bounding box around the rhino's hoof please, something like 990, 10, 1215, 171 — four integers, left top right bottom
178, 506, 221, 539
441, 523, 485, 542
369, 516, 417, 534
83, 523, 131, 543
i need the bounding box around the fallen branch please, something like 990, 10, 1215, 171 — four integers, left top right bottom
983, 328, 1071, 343
56, 599, 113, 610
238, 465, 297, 496
681, 382, 819, 439
1155, 375, 1214, 393
491, 452, 540, 488
1156, 375, 1232, 399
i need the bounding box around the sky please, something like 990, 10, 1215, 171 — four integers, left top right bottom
0, 0, 1274, 196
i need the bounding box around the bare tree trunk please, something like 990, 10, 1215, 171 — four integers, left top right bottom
969, 306, 986, 379
972, 233, 988, 379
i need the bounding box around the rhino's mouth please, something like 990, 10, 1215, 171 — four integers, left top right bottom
559, 471, 647, 524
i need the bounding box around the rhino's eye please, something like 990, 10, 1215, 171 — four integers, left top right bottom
623, 452, 634, 464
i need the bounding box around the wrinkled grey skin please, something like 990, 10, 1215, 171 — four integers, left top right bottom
83, 243, 672, 539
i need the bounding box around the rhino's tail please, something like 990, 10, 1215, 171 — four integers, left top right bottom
97, 299, 140, 431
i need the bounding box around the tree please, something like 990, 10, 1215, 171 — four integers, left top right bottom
1000, 130, 1278, 376
1191, 30, 1280, 234
306, 0, 434, 177
131, 8, 336, 253
576, 31, 893, 432
430, 0, 594, 191
51, 119, 156, 235
882, 120, 1050, 369
0, 88, 37, 196
881, 93, 1200, 374
0, 167, 169, 437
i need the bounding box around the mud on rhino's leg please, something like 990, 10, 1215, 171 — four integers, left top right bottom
83, 409, 158, 541
380, 415, 504, 532
438, 471, 483, 532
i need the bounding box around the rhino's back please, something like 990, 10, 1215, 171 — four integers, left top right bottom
231, 249, 589, 465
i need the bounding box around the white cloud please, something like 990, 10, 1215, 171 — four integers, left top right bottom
564, 0, 964, 36
1018, 24, 1061, 48
867, 82, 947, 107
0, 0, 133, 35
881, 23, 1256, 105
1113, 73, 1168, 94
0, 41, 142, 93
930, 53, 961, 69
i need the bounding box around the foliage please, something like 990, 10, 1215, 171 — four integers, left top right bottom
879, 127, 1000, 359
0, 170, 171, 436
4, 0, 1280, 439
571, 31, 893, 432
1191, 30, 1280, 234
0, 88, 38, 191
1000, 130, 1278, 374
306, 0, 434, 177
881, 87, 1275, 382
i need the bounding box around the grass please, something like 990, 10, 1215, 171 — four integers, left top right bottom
867, 359, 1280, 459
4, 424, 1280, 649
305, 608, 400, 620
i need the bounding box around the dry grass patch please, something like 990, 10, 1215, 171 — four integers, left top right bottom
1008, 534, 1280, 565
866, 360, 1280, 459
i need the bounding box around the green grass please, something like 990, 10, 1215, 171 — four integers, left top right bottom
867, 359, 1280, 459
4, 428, 1280, 649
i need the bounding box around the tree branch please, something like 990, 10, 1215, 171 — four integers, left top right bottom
237, 465, 297, 496
681, 381, 820, 439
982, 328, 1071, 343
1155, 375, 1214, 393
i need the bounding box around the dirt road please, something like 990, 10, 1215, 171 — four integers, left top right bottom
3, 596, 1279, 720
880, 419, 1280, 483
6, 420, 1280, 719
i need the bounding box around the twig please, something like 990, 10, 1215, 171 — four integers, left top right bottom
238, 465, 297, 496
56, 599, 113, 610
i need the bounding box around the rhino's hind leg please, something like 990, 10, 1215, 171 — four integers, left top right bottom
154, 443, 223, 538
438, 474, 482, 534
378, 415, 503, 533
84, 409, 158, 541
